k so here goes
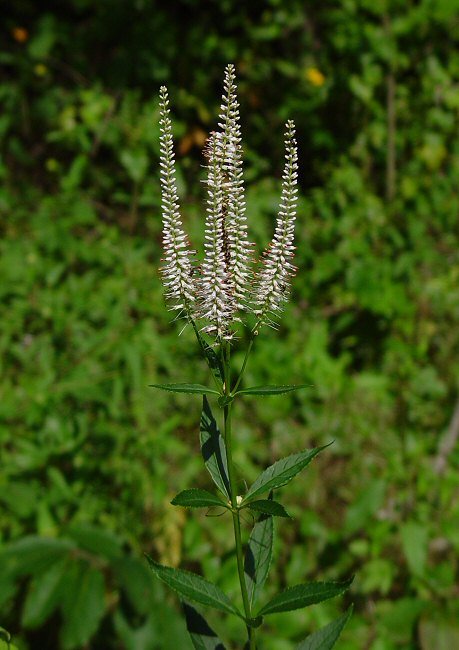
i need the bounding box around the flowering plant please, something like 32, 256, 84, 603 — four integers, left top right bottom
148, 64, 352, 650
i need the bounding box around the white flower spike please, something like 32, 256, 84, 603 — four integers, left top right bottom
158, 86, 196, 317
253, 120, 299, 327
158, 69, 299, 341
198, 132, 236, 339
216, 64, 254, 310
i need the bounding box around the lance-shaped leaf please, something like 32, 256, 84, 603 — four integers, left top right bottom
244, 514, 273, 609
149, 383, 221, 395
244, 499, 291, 518
235, 385, 310, 397
257, 577, 354, 616
22, 557, 68, 628
242, 445, 330, 505
147, 557, 242, 618
171, 489, 229, 510
296, 605, 353, 650
183, 602, 227, 650
200, 397, 231, 498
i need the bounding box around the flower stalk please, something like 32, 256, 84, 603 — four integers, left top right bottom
152, 65, 353, 650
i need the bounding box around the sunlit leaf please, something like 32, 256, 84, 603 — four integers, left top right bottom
149, 383, 220, 395
235, 384, 310, 397
296, 605, 353, 649
242, 446, 330, 504
171, 489, 228, 509
244, 514, 273, 609
258, 577, 353, 616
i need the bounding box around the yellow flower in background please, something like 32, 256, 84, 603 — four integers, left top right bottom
34, 63, 48, 77
305, 67, 326, 87
12, 27, 29, 43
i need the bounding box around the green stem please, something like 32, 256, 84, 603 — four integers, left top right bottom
233, 333, 256, 394
223, 342, 257, 649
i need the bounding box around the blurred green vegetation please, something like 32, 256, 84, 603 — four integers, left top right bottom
1, 0, 459, 648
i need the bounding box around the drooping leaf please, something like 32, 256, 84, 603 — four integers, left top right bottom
244, 514, 274, 609
149, 383, 220, 396
147, 557, 242, 618
60, 560, 106, 650
183, 602, 227, 649
0, 536, 75, 579
112, 556, 156, 615
21, 557, 68, 628
67, 524, 123, 560
235, 384, 310, 397
258, 577, 354, 616
244, 500, 291, 518
113, 610, 161, 650
296, 605, 353, 650
200, 397, 231, 498
171, 489, 228, 510
243, 446, 330, 505
0, 629, 10, 643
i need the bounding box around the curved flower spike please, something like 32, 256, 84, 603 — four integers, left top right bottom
253, 120, 299, 327
159, 86, 197, 318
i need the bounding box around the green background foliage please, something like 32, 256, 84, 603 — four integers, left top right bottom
1, 0, 459, 648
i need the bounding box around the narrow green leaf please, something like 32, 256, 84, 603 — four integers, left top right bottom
258, 577, 354, 616
0, 629, 10, 643
0, 536, 75, 579
296, 605, 353, 650
244, 514, 273, 609
60, 560, 106, 650
22, 558, 68, 628
183, 602, 227, 649
171, 489, 228, 510
244, 500, 291, 518
235, 384, 310, 397
200, 397, 231, 498
147, 557, 242, 618
149, 383, 220, 396
243, 445, 330, 505
0, 641, 19, 650
66, 524, 123, 560
112, 556, 156, 615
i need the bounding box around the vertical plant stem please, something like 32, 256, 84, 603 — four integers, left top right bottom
223, 341, 257, 649
233, 332, 257, 394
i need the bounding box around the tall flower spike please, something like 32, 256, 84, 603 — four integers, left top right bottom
159, 86, 196, 317
253, 120, 299, 327
216, 64, 253, 310
198, 132, 236, 340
